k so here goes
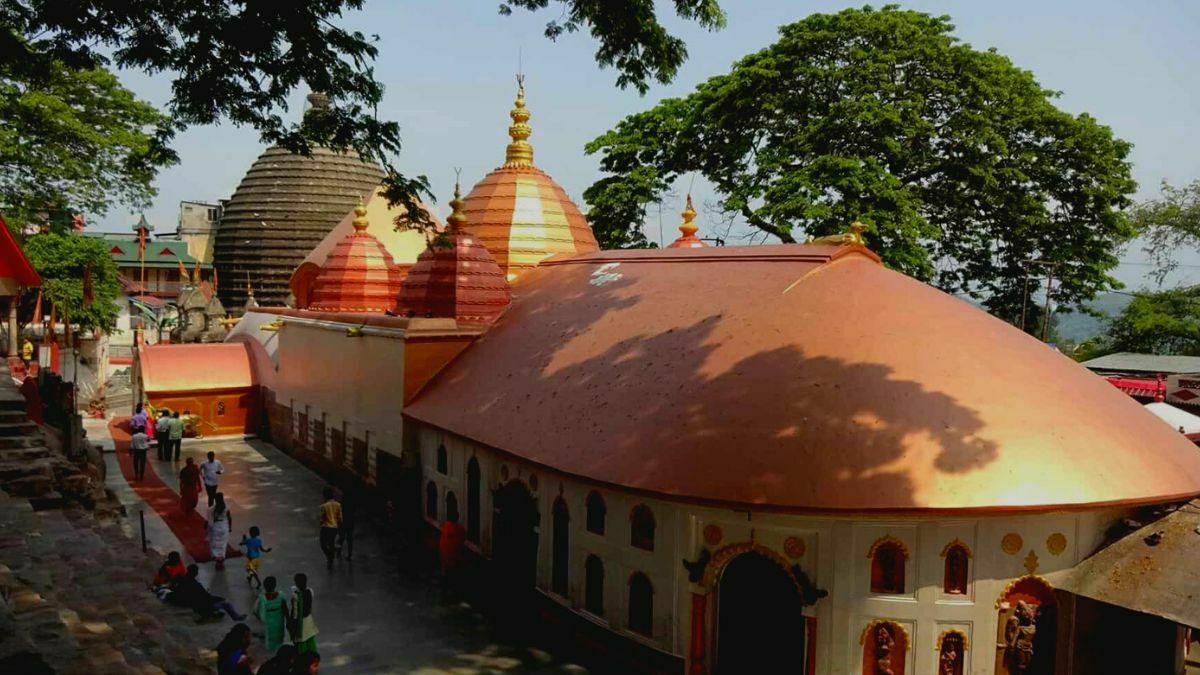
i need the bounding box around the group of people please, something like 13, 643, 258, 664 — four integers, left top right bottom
127, 403, 187, 480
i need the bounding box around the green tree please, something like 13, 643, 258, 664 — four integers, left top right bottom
21, 234, 122, 334
1134, 180, 1200, 286
0, 56, 176, 227
3, 0, 725, 230
584, 6, 1137, 323
1106, 287, 1200, 355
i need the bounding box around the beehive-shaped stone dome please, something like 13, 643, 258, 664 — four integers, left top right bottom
213, 94, 384, 309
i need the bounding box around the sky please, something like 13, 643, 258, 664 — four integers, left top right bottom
94, 0, 1200, 291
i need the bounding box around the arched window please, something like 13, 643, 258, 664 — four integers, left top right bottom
628, 572, 654, 636
868, 537, 908, 594
466, 457, 481, 543
436, 443, 448, 474
630, 504, 656, 551
941, 540, 971, 595
586, 491, 606, 535
860, 620, 908, 675
585, 555, 605, 615
552, 498, 570, 596
425, 482, 438, 520
446, 491, 459, 523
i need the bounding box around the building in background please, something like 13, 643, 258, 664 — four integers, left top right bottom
173, 200, 222, 264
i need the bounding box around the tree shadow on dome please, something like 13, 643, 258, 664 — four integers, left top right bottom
422, 260, 1001, 510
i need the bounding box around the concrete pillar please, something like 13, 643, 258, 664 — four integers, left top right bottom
7, 297, 17, 357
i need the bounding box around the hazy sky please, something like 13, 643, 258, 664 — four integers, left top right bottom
94, 0, 1200, 291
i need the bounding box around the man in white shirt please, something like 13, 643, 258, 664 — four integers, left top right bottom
201, 451, 224, 506
130, 426, 150, 481
154, 412, 171, 460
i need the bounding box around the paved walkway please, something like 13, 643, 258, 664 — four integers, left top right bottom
102, 431, 587, 674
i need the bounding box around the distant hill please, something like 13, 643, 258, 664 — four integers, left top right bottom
1054, 292, 1133, 342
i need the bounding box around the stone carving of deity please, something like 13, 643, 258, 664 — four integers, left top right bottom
1004, 601, 1037, 674
874, 625, 895, 675
938, 634, 963, 675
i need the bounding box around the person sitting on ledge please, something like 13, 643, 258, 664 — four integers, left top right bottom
164, 564, 247, 622
151, 551, 188, 594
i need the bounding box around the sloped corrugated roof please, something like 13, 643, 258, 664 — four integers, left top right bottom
1082, 352, 1200, 375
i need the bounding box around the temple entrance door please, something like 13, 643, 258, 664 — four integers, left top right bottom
715, 551, 805, 674
491, 480, 539, 626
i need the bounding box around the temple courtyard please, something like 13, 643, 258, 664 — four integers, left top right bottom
89, 420, 586, 674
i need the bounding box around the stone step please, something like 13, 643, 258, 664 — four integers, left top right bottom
0, 422, 39, 437
0, 436, 45, 450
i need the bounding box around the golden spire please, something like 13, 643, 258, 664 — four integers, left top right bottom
352, 196, 369, 232
245, 271, 254, 298
447, 174, 467, 232
680, 194, 698, 238
504, 74, 534, 167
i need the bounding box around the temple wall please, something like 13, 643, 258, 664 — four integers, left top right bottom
274, 317, 406, 483
413, 422, 1129, 675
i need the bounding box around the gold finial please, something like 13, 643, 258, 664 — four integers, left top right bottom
504, 74, 534, 167
808, 221, 869, 247
352, 196, 369, 232
447, 169, 467, 232
680, 193, 698, 237
245, 271, 253, 297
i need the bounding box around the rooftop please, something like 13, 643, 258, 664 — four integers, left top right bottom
1081, 352, 1200, 375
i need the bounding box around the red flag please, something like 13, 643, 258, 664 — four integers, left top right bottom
212, 266, 218, 291
178, 260, 189, 283
82, 264, 94, 307
31, 290, 42, 325
193, 259, 201, 285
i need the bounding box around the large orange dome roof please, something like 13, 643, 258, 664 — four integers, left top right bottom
308, 201, 403, 313
460, 79, 597, 281
406, 242, 1200, 513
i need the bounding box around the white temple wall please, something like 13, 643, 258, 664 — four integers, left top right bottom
414, 424, 1130, 674
274, 318, 406, 466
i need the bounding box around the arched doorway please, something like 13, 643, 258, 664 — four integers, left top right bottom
715, 551, 806, 674
491, 479, 540, 627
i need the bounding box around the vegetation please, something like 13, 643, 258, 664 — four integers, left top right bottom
3, 0, 724, 231
21, 234, 121, 334
1103, 287, 1200, 356
0, 55, 175, 227
583, 6, 1138, 324
1134, 180, 1200, 286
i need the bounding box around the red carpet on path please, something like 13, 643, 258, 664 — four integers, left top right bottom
109, 417, 240, 563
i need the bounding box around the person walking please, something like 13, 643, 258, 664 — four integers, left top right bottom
130, 424, 150, 481
201, 451, 224, 506
179, 457, 203, 515
168, 411, 185, 461
20, 337, 33, 371
239, 526, 272, 587
253, 576, 288, 652
438, 510, 467, 598
317, 488, 342, 570
207, 492, 232, 569
155, 411, 171, 460
131, 402, 149, 433
287, 573, 318, 654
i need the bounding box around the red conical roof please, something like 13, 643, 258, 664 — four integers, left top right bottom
398, 183, 511, 324
308, 200, 404, 313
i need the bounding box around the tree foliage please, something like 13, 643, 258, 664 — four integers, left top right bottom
1134, 180, 1200, 286
584, 6, 1137, 323
21, 234, 122, 334
1105, 287, 1200, 355
0, 54, 175, 227
3, 0, 723, 231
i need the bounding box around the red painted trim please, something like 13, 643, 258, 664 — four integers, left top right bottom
0, 215, 41, 287
688, 592, 707, 675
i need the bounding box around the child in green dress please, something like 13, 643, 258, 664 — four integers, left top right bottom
253, 576, 288, 651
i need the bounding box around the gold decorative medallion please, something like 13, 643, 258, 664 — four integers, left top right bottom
1001, 533, 1023, 555
784, 536, 807, 559
1046, 532, 1067, 555
702, 524, 723, 547
1023, 550, 1040, 575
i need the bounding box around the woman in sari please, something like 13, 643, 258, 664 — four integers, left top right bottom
207, 492, 232, 569
288, 573, 318, 654
179, 457, 203, 514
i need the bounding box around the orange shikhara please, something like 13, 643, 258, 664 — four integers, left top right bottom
460, 77, 598, 282
307, 199, 404, 313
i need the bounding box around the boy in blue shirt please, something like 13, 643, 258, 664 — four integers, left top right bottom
239, 526, 272, 588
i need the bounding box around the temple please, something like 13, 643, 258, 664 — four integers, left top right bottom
138, 78, 1200, 675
